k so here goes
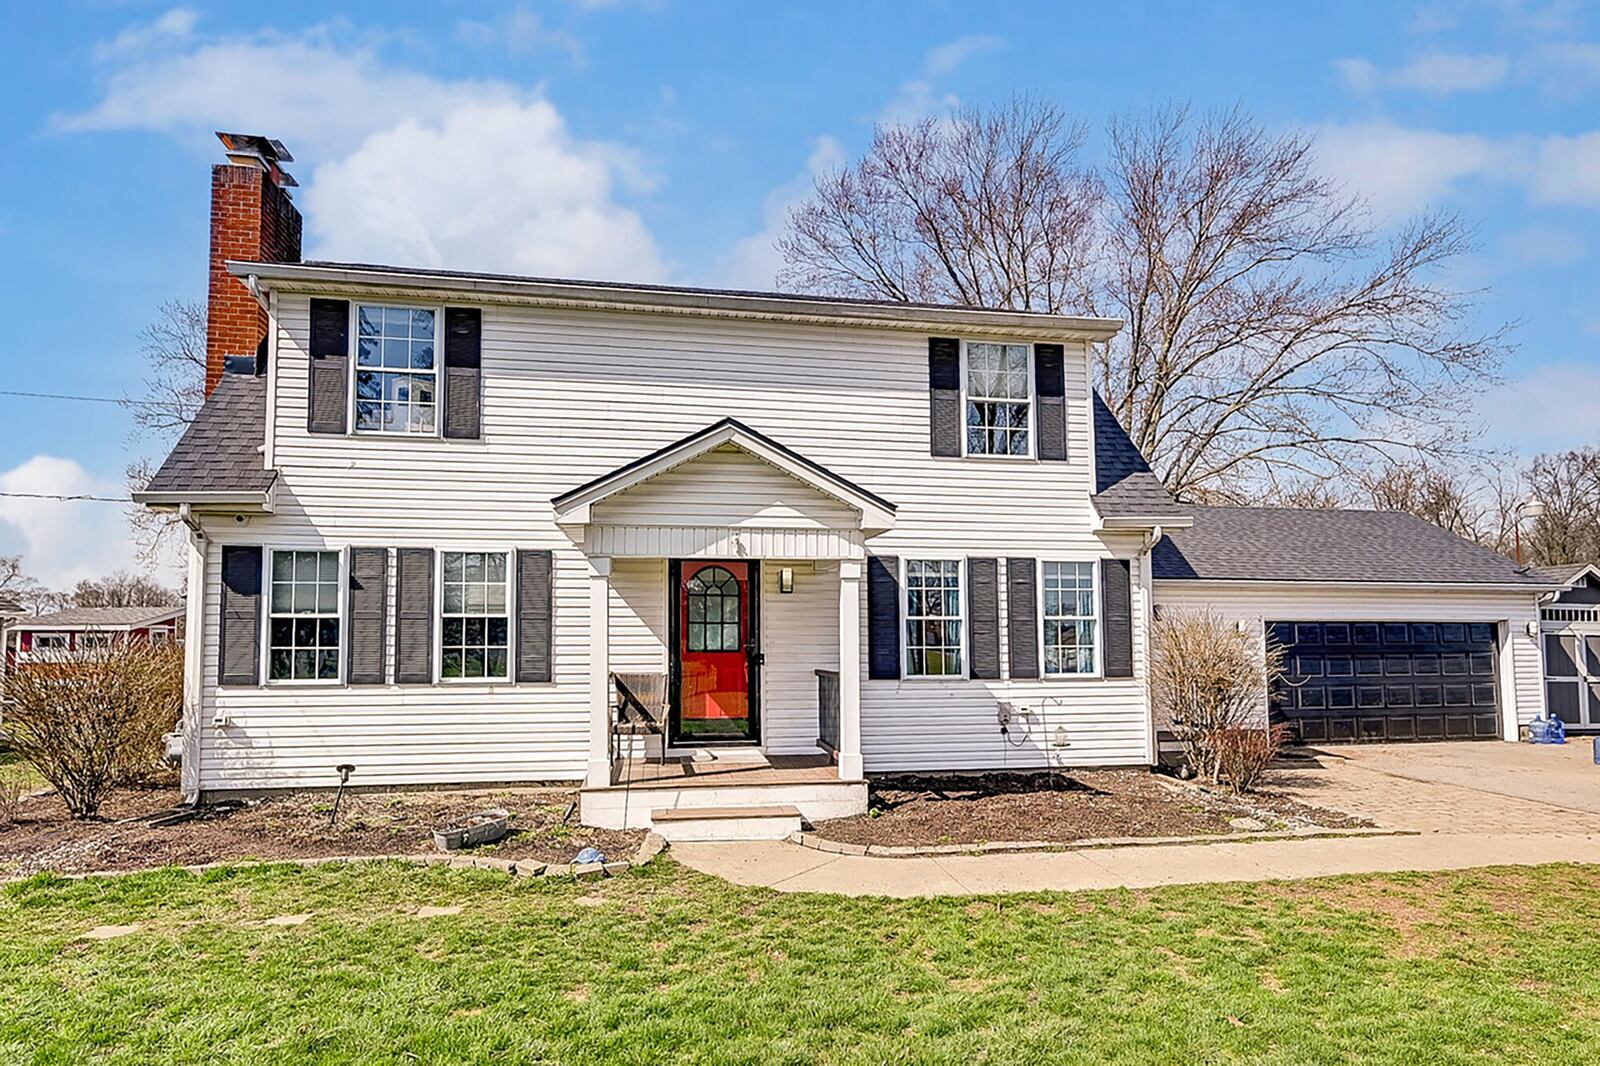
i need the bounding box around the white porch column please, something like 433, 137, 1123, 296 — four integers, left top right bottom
586, 556, 613, 788
180, 526, 207, 802
837, 558, 864, 780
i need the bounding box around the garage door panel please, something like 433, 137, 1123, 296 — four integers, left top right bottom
1272, 618, 1499, 743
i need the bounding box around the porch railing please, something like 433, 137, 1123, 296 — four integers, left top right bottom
815, 669, 840, 756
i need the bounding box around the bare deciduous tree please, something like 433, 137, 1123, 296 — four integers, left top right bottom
1359, 460, 1486, 541
779, 99, 1101, 313
1526, 447, 1600, 566
124, 298, 208, 566
127, 298, 208, 435
67, 570, 181, 609
779, 100, 1506, 500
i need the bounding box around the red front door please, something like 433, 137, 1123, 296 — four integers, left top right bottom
675, 560, 757, 742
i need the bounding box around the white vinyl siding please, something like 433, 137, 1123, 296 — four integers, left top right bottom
190, 294, 1145, 791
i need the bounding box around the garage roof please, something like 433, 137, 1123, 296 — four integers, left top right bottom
1152, 505, 1555, 587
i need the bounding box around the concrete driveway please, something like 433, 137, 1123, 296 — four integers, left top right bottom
1266, 741, 1600, 833
673, 740, 1600, 896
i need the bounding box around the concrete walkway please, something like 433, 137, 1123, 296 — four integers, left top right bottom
673, 831, 1600, 897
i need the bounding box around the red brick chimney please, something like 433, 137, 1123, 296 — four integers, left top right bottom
206, 132, 302, 394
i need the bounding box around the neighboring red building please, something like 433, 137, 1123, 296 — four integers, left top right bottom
3, 606, 184, 672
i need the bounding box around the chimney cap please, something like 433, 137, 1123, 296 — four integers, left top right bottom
215, 132, 298, 188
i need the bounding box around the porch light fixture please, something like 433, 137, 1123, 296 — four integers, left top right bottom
779, 567, 795, 594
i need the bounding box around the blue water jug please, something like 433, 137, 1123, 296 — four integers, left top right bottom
1593, 735, 1600, 765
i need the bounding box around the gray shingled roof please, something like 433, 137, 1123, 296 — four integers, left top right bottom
142, 375, 274, 496
1090, 393, 1189, 519
1528, 563, 1598, 587
1152, 505, 1552, 586
24, 606, 183, 628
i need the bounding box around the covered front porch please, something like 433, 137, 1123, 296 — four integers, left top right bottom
551, 418, 891, 833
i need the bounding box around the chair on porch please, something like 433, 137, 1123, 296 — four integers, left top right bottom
612, 672, 669, 766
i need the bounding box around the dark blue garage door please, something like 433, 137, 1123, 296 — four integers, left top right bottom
1269, 621, 1500, 742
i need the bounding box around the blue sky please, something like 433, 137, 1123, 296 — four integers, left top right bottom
2, 0, 1599, 585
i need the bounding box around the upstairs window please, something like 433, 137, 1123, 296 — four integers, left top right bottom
268, 550, 341, 682
1042, 561, 1097, 675
965, 342, 1031, 457
355, 305, 437, 434
904, 559, 964, 677
440, 551, 510, 681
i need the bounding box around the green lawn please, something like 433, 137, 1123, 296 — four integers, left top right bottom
3, 859, 1599, 1064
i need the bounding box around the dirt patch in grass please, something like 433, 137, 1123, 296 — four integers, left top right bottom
0, 785, 643, 877
811, 769, 1372, 847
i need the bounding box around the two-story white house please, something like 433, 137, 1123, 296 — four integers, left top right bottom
138, 135, 1567, 837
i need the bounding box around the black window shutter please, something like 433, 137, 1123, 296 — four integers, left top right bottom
1006, 558, 1039, 679
394, 548, 435, 684
219, 545, 263, 686
516, 549, 553, 683
347, 547, 388, 685
307, 298, 349, 435
968, 557, 1000, 680
928, 337, 962, 457
1034, 343, 1067, 461
1102, 558, 1134, 678
867, 554, 901, 680
443, 307, 482, 440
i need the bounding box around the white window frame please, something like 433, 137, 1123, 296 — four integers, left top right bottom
1038, 560, 1102, 679
901, 556, 968, 680
262, 547, 347, 686
960, 339, 1035, 460
348, 302, 446, 438
79, 632, 114, 650
435, 548, 515, 684
30, 632, 67, 657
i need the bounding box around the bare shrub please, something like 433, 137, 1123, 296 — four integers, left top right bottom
1151, 609, 1284, 790
1210, 724, 1292, 794
0, 768, 23, 827
0, 638, 183, 818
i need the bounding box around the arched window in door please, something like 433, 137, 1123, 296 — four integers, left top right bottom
686, 566, 741, 652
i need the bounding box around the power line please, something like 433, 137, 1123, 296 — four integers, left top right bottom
0, 389, 171, 409
0, 491, 132, 503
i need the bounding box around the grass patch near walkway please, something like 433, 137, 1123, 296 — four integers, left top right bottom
3, 860, 1599, 1063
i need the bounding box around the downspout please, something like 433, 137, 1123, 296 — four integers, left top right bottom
1138, 525, 1164, 767
178, 504, 207, 805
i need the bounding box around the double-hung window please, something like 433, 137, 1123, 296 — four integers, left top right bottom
1042, 561, 1097, 675
355, 305, 438, 434
441, 551, 510, 681
268, 550, 342, 682
904, 559, 964, 677
965, 342, 1031, 456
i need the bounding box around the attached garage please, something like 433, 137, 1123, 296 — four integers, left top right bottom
1269, 620, 1500, 742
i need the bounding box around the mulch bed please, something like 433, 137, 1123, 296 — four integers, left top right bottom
811, 769, 1373, 847
0, 784, 643, 878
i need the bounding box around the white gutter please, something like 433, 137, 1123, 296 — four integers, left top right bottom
229, 260, 1125, 341
1151, 577, 1566, 593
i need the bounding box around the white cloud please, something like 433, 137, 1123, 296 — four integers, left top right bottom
1527, 132, 1600, 206
1335, 51, 1510, 95
61, 21, 666, 281
711, 136, 845, 291
0, 457, 149, 589
1315, 121, 1502, 216
456, 6, 584, 64
880, 35, 1006, 125
1477, 361, 1600, 452
1501, 223, 1587, 265
308, 102, 666, 279
92, 8, 198, 61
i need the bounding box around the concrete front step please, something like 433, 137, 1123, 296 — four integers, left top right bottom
651, 805, 804, 842
580, 779, 866, 830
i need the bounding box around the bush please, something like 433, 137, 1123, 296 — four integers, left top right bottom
1208, 724, 1292, 793
0, 639, 182, 818
0, 768, 22, 827
1151, 609, 1285, 791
